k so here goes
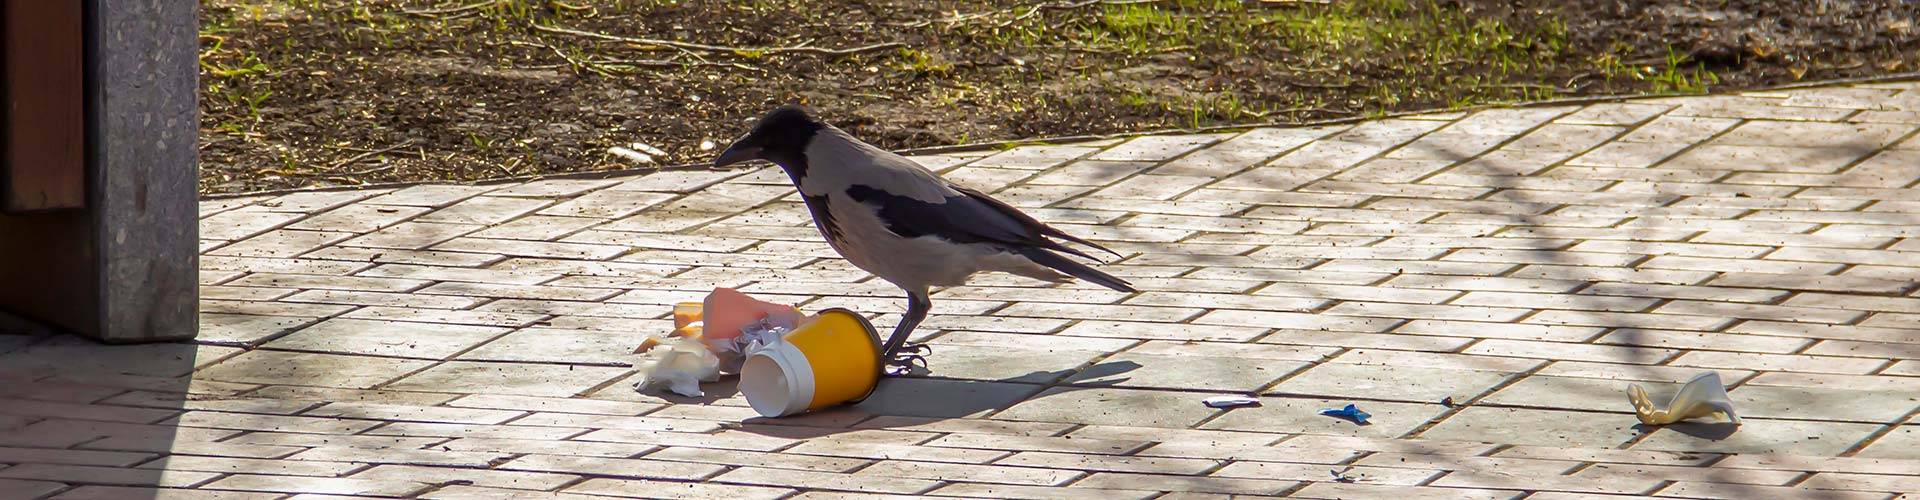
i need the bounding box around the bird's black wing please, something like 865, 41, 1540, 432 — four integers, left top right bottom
950, 185, 1122, 259
844, 184, 1116, 261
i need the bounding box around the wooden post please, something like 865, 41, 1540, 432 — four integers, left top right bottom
1, 0, 87, 211
0, 0, 198, 343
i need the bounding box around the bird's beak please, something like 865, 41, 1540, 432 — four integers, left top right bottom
713, 140, 762, 168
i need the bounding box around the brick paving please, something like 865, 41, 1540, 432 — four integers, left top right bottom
6, 82, 1920, 498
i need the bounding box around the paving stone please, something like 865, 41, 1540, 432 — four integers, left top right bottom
339, 221, 482, 249
348, 464, 578, 491
928, 432, 1147, 456
0, 463, 218, 487
1071, 472, 1298, 495
929, 483, 1159, 500
1632, 418, 1883, 456
303, 246, 506, 267
712, 467, 940, 495
562, 478, 794, 499
248, 386, 462, 406
47, 485, 281, 500
161, 411, 382, 435
196, 350, 432, 389
908, 343, 1107, 385
1213, 460, 1440, 485
0, 338, 240, 378
362, 185, 494, 207
1064, 343, 1315, 392
224, 431, 441, 450
264, 318, 510, 359
1670, 351, 1887, 375
1658, 482, 1893, 500
1560, 103, 1674, 125
384, 361, 632, 397
458, 328, 648, 365
1352, 452, 1580, 474
1853, 425, 1920, 459
1134, 441, 1355, 464
434, 237, 629, 260
134, 455, 362, 477
1203, 397, 1448, 438
0, 446, 156, 467
196, 474, 432, 496
201, 208, 311, 241
209, 230, 354, 258
852, 415, 1073, 438
285, 445, 515, 467
848, 378, 1046, 419
1289, 482, 1522, 500
1432, 468, 1664, 495
1712, 121, 1914, 149
341, 306, 546, 328
857, 459, 1084, 486
1415, 407, 1641, 448
1271, 363, 1514, 404
1575, 462, 1802, 486
282, 292, 464, 319
993, 387, 1224, 428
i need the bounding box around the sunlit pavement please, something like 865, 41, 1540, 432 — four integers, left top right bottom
5, 82, 1920, 498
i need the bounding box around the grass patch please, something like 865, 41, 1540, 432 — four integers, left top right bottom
193, 0, 1919, 193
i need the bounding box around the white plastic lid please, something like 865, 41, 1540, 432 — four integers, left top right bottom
740, 341, 814, 418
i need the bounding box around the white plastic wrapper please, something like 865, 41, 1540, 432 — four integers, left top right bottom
1628, 372, 1741, 426
1202, 395, 1262, 409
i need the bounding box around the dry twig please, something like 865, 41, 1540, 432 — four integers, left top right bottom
322, 140, 416, 172
403, 0, 497, 18
900, 0, 1167, 29
530, 23, 903, 57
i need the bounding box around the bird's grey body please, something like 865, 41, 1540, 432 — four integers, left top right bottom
800, 128, 1076, 290
715, 105, 1135, 374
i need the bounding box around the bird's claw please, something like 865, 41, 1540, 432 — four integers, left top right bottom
880, 343, 932, 377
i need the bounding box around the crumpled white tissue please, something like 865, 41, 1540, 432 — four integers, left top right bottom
634, 336, 722, 398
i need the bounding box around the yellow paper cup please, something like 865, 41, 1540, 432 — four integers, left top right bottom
740, 308, 882, 418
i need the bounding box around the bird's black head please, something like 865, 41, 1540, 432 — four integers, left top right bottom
713, 104, 826, 172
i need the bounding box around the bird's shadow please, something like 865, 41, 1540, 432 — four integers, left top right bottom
726, 360, 1144, 439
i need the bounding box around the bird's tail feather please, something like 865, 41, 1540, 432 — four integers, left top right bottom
1017, 248, 1137, 293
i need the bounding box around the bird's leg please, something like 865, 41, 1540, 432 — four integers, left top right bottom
879, 289, 932, 377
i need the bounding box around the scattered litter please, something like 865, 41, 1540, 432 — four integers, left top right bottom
1319, 403, 1371, 424
633, 336, 720, 398
699, 139, 717, 151
1628, 372, 1741, 426
699, 288, 805, 356
1203, 395, 1262, 409
721, 317, 794, 373
1440, 396, 1456, 407
673, 302, 703, 328
607, 146, 655, 164
1330, 468, 1358, 483
629, 142, 669, 157
633, 288, 807, 397
739, 309, 884, 418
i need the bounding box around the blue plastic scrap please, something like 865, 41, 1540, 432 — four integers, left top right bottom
1319, 403, 1371, 424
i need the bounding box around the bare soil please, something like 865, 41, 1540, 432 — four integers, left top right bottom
198, 0, 1920, 194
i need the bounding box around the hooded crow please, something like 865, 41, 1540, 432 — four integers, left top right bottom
714, 105, 1137, 375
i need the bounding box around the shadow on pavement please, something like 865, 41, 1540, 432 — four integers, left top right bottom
0, 312, 210, 499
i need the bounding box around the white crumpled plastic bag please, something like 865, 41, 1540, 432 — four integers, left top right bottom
633, 336, 722, 398
710, 317, 795, 374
